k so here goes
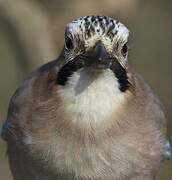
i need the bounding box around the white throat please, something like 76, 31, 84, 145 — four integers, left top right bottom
58, 68, 125, 127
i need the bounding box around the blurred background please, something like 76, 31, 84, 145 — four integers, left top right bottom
0, 0, 171, 179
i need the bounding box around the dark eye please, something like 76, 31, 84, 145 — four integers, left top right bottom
121, 43, 128, 57
65, 36, 73, 51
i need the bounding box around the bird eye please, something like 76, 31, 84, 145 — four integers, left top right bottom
65, 36, 73, 51
121, 43, 128, 57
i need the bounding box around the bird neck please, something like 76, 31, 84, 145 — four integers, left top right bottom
58, 68, 126, 127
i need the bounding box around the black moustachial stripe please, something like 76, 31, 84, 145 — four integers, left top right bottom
110, 60, 130, 92
57, 58, 84, 86
57, 56, 129, 92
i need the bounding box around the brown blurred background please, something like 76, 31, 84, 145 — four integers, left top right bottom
0, 0, 171, 179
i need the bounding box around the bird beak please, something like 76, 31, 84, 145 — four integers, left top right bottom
85, 43, 113, 69
60, 43, 115, 72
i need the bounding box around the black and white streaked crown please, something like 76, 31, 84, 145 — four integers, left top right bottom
67, 15, 129, 49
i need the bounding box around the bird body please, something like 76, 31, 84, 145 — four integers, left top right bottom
1, 16, 170, 180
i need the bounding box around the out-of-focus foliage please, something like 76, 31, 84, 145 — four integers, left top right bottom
0, 0, 171, 179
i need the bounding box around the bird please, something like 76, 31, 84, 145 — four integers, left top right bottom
1, 15, 171, 180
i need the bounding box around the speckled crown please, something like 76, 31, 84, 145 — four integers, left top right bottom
67, 15, 129, 43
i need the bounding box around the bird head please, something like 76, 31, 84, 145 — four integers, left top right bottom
57, 15, 130, 91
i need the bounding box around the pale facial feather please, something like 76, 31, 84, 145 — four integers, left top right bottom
68, 16, 129, 52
